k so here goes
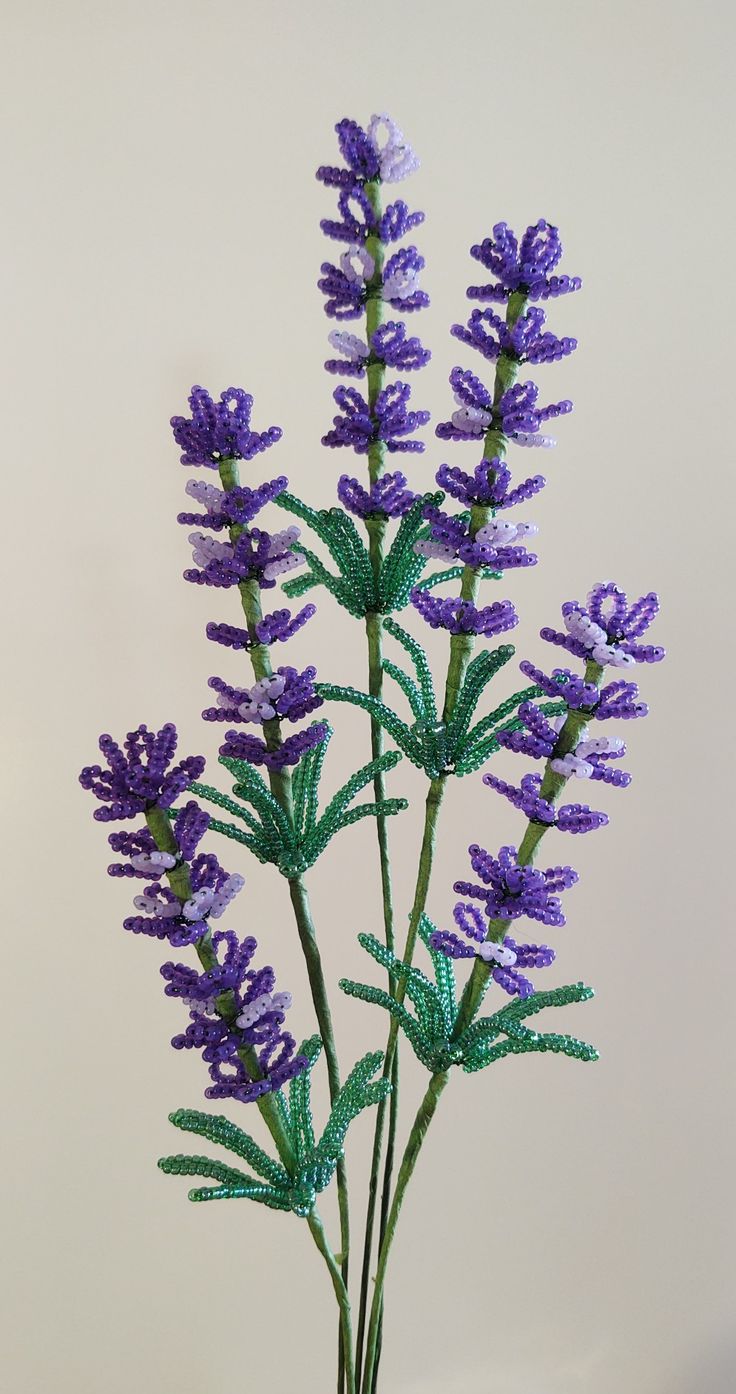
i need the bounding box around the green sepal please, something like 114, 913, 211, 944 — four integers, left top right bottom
191, 724, 407, 877
277, 489, 444, 618
342, 931, 598, 1077
159, 1037, 390, 1216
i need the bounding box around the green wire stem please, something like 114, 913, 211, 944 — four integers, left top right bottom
144, 803, 355, 1391
360, 658, 604, 1392
218, 456, 352, 1391
353, 176, 402, 1391
364, 292, 529, 1393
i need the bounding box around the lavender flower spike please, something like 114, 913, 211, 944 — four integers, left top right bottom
541, 581, 665, 668
79, 724, 205, 822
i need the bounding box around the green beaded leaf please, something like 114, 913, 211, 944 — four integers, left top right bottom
277, 489, 444, 618
376, 493, 443, 613
340, 920, 465, 1073
159, 1036, 390, 1217
191, 725, 407, 878
341, 931, 598, 1076
320, 636, 531, 780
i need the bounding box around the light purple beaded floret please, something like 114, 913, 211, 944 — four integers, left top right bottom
541, 582, 665, 668
162, 931, 306, 1104
415, 503, 538, 571
429, 898, 556, 1000
497, 702, 632, 787
203, 667, 323, 726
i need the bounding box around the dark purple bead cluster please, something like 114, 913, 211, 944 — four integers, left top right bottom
410, 590, 518, 639
466, 220, 582, 302
483, 771, 609, 834
436, 457, 545, 512
318, 113, 431, 514
323, 383, 430, 455
170, 386, 282, 468
452, 305, 577, 367
219, 722, 330, 772
79, 724, 205, 822
337, 470, 417, 519
162, 931, 306, 1105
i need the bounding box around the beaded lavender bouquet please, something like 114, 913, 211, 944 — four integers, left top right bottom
80, 114, 664, 1394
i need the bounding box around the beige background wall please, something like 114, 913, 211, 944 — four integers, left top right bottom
3, 2, 734, 1391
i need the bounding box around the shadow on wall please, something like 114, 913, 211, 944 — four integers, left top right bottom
661, 1331, 736, 1394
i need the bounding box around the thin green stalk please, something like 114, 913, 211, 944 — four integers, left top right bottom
354, 177, 403, 1389
219, 456, 351, 1390
309, 1210, 357, 1394
360, 658, 607, 1392
363, 294, 530, 1392
361, 1069, 450, 1394
146, 807, 355, 1389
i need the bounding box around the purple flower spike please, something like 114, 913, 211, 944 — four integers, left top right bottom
411, 588, 518, 638
452, 305, 577, 367
162, 929, 307, 1104
436, 457, 546, 511
219, 723, 330, 771
80, 725, 205, 822
322, 382, 429, 454
452, 844, 578, 928
337, 471, 418, 519
466, 220, 582, 303
203, 667, 323, 726
541, 582, 665, 669
171, 386, 282, 468
415, 505, 537, 571
483, 772, 608, 834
